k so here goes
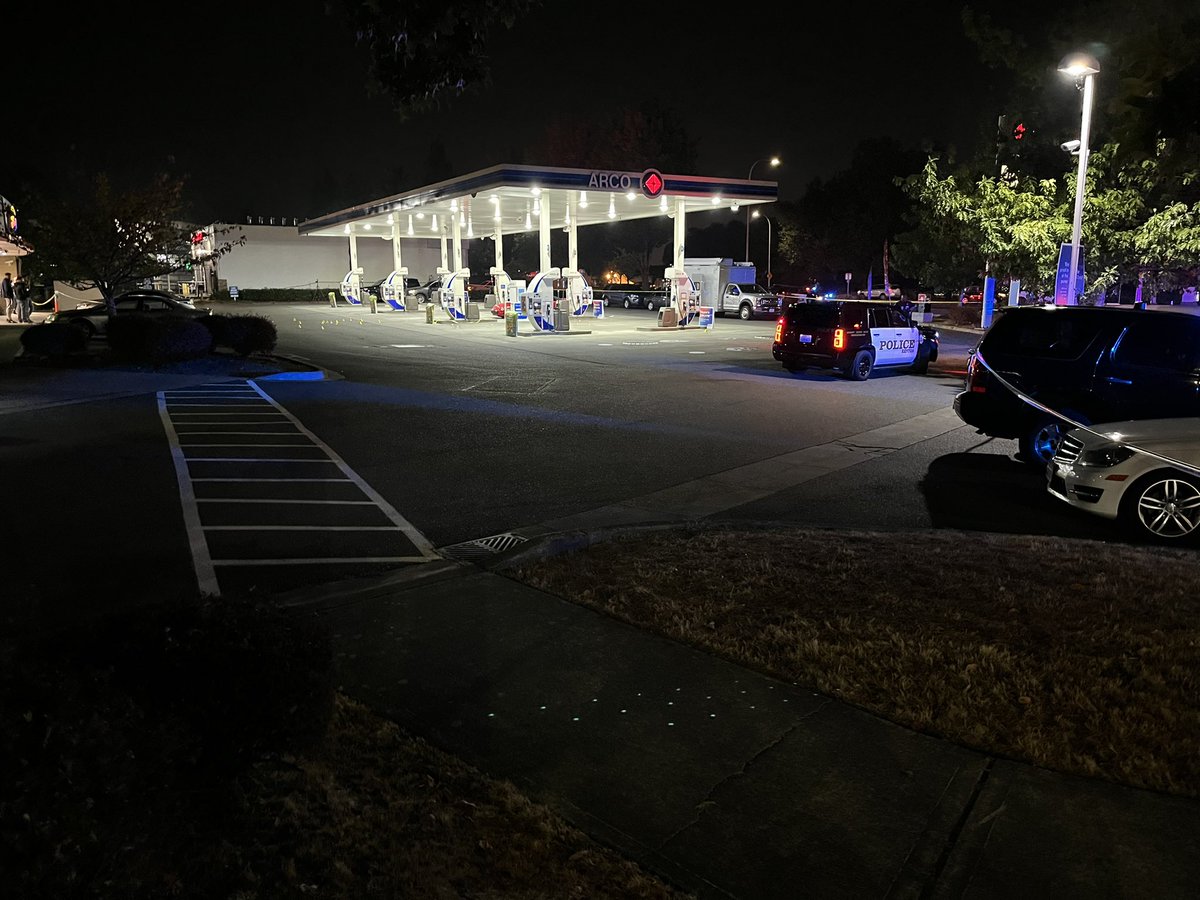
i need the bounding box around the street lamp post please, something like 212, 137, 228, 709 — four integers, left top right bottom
753, 210, 773, 286
1058, 52, 1100, 306
745, 156, 780, 261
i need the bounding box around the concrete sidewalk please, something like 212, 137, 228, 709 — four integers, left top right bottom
282, 557, 1200, 900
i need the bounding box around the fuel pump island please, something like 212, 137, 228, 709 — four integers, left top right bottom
299, 164, 778, 332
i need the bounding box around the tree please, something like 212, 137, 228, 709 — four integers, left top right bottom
892, 142, 1200, 302
772, 139, 926, 290
25, 173, 244, 314
330, 0, 542, 117
962, 0, 1200, 174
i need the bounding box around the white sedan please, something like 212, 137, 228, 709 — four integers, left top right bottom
1047, 418, 1200, 543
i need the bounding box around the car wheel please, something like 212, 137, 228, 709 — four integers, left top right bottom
646, 300, 656, 312
846, 350, 873, 381
738, 304, 753, 320
1018, 411, 1088, 467
69, 319, 96, 338
1120, 470, 1200, 543
910, 353, 929, 375
623, 298, 631, 309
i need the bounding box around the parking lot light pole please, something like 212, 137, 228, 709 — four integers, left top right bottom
1058, 51, 1100, 306
753, 211, 773, 286
745, 156, 780, 261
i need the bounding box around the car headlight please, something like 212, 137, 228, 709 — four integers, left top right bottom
1077, 445, 1137, 467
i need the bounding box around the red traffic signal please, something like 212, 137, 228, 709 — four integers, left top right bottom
1012, 122, 1027, 140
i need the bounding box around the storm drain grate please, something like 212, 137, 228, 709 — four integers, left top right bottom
440, 532, 530, 560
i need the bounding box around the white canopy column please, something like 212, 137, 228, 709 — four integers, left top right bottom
494, 227, 505, 272
439, 218, 448, 272
539, 193, 552, 274
567, 194, 578, 274
673, 197, 686, 272
391, 219, 404, 272
452, 210, 465, 302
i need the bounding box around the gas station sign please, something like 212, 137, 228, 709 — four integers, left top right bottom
640, 169, 664, 199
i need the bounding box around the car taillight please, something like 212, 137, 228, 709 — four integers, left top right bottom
966, 354, 987, 392
774, 318, 784, 342
833, 328, 845, 350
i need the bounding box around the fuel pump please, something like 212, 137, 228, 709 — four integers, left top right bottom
504, 280, 527, 319
560, 269, 594, 316
438, 267, 470, 321
340, 267, 364, 305
489, 266, 511, 315
526, 269, 559, 331
381, 268, 409, 310
665, 267, 699, 326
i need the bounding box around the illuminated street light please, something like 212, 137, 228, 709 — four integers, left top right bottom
1058, 51, 1100, 306
745, 156, 780, 261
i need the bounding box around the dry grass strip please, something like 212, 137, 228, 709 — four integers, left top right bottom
509, 527, 1200, 798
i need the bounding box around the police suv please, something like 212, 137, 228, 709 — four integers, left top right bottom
771, 299, 939, 381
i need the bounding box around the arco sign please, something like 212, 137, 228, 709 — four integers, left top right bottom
585, 168, 666, 200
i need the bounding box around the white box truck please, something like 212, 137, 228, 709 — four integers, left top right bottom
683, 257, 783, 320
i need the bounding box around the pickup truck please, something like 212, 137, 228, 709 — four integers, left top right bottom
716, 282, 783, 320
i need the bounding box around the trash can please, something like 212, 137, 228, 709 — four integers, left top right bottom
658, 307, 679, 328
505, 310, 518, 336
466, 301, 481, 322
553, 310, 571, 332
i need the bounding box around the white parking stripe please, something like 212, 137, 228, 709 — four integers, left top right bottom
160, 380, 440, 597
158, 393, 220, 597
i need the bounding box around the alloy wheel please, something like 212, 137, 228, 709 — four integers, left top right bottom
1137, 477, 1200, 538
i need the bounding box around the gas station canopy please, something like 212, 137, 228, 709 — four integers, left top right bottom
298, 164, 777, 238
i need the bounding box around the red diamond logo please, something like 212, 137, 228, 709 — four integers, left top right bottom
642, 171, 663, 198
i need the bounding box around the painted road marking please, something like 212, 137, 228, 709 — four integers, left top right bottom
159, 380, 439, 597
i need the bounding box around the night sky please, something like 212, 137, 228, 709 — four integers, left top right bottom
14, 1, 1010, 224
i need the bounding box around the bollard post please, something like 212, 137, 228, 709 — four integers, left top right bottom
328, 291, 337, 308
425, 303, 435, 324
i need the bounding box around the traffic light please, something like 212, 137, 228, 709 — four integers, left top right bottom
1012, 122, 1027, 141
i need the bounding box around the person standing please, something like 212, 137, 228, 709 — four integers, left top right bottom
13, 276, 31, 323
1, 272, 13, 322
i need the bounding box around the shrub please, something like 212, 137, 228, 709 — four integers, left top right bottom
106, 315, 214, 364
105, 314, 159, 360
18, 322, 89, 358
221, 313, 277, 356
198, 312, 230, 346
148, 317, 215, 364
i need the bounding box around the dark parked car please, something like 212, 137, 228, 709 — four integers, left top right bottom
599, 286, 664, 311
954, 304, 1200, 465
366, 275, 420, 300
772, 298, 938, 381
406, 278, 441, 303
45, 289, 210, 337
